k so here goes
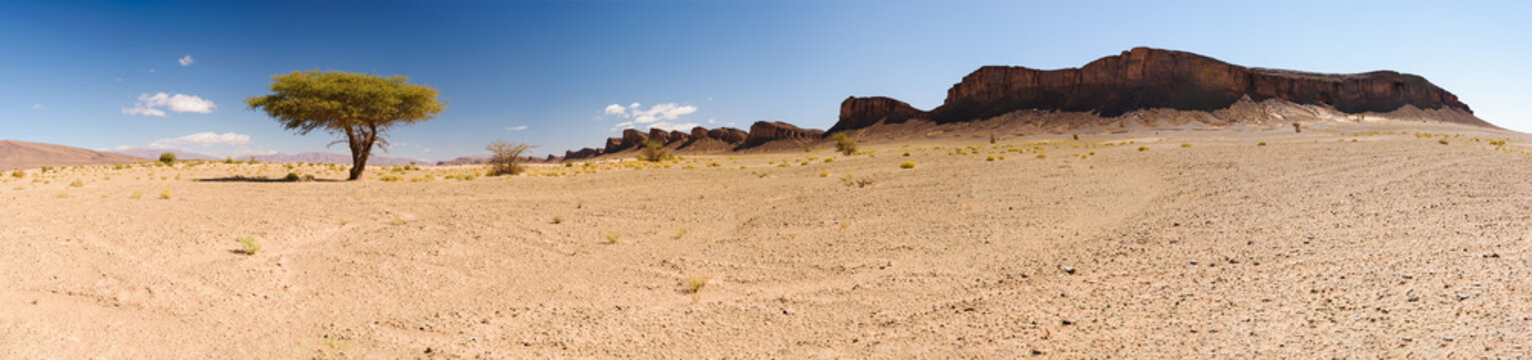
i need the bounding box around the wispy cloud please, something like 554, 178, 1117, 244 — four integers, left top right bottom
122, 92, 216, 116
602, 102, 699, 131
506, 125, 528, 131
31, 104, 43, 110
178, 55, 195, 66
149, 132, 251, 148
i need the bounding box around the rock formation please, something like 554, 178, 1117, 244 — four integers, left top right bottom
835, 47, 1488, 132
741, 121, 826, 148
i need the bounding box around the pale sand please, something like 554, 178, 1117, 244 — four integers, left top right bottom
1, 121, 1528, 357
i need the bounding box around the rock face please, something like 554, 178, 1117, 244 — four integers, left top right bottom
834, 47, 1484, 132
564, 148, 603, 160
831, 96, 926, 133
741, 121, 826, 148
706, 128, 749, 144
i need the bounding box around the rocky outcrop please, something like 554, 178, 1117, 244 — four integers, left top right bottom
564, 147, 603, 160
834, 47, 1487, 132
832, 96, 926, 133
741, 121, 826, 148
706, 127, 748, 144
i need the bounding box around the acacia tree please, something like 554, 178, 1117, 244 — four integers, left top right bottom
246, 70, 445, 180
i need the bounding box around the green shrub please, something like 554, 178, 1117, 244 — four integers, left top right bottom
899, 161, 915, 169
69, 179, 84, 187
604, 231, 620, 244
639, 139, 671, 162
1257, 142, 1267, 146
487, 140, 535, 176
1138, 146, 1149, 151
379, 175, 403, 182
236, 236, 261, 255
284, 172, 301, 182
833, 133, 858, 156
1181, 143, 1192, 148
158, 152, 176, 165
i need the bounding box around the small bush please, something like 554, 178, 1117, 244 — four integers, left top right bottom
390, 218, 406, 226
130, 190, 143, 199
639, 139, 671, 162
1438, 139, 1449, 145
487, 140, 536, 176
899, 161, 915, 169
69, 179, 84, 187
159, 188, 172, 200
1257, 142, 1267, 146
675, 228, 688, 239
1181, 143, 1192, 148
379, 175, 403, 182
684, 274, 712, 303
832, 133, 858, 156
989, 133, 997, 144
159, 152, 176, 165
236, 236, 261, 255
1137, 146, 1149, 151
552, 216, 564, 224
985, 156, 995, 161
1036, 153, 1047, 159
410, 175, 434, 182
604, 231, 620, 244
284, 172, 301, 182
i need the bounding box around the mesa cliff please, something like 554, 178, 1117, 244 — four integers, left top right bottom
563, 47, 1491, 161
836, 47, 1488, 132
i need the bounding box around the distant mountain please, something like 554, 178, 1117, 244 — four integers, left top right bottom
113, 148, 222, 161
114, 148, 427, 166
0, 140, 144, 170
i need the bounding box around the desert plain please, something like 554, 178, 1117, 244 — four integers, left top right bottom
1, 120, 1529, 358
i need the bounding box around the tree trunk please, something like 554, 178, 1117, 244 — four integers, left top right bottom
345, 124, 380, 181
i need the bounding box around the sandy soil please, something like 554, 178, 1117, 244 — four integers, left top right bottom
1, 121, 1529, 358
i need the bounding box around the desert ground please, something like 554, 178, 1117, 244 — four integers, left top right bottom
1, 121, 1529, 358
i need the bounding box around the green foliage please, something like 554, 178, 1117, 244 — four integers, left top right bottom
69, 179, 83, 187
236, 236, 261, 255
9, 170, 21, 179
246, 70, 447, 180
487, 139, 536, 176
1257, 142, 1268, 146
899, 161, 915, 169
604, 231, 620, 244
284, 172, 301, 182
158, 152, 176, 165
639, 139, 671, 162
833, 133, 858, 156
378, 175, 403, 182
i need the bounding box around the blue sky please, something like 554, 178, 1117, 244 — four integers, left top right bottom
1, 0, 1528, 160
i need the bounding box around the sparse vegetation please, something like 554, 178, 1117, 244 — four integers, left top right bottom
159, 188, 172, 200
1181, 143, 1192, 148
833, 133, 858, 156
552, 216, 564, 224
1257, 142, 1267, 146
11, 170, 24, 179
639, 139, 671, 162
1138, 146, 1149, 151
159, 152, 176, 165
683, 274, 712, 303
379, 175, 403, 182
899, 161, 915, 169
487, 139, 536, 176
69, 179, 84, 187
284, 172, 301, 182
604, 231, 621, 244
390, 218, 407, 226
236, 236, 261, 255
130, 190, 143, 199
675, 228, 688, 239
1438, 139, 1449, 145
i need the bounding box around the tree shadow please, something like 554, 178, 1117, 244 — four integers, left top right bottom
195, 176, 343, 183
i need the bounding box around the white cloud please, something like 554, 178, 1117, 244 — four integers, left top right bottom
646, 121, 700, 132
603, 104, 626, 116
31, 104, 43, 110
149, 132, 251, 148
121, 92, 216, 116
178, 55, 195, 66
148, 69, 156, 73
603, 102, 699, 131
506, 125, 528, 131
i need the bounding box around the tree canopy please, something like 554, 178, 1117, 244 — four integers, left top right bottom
246, 70, 446, 180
